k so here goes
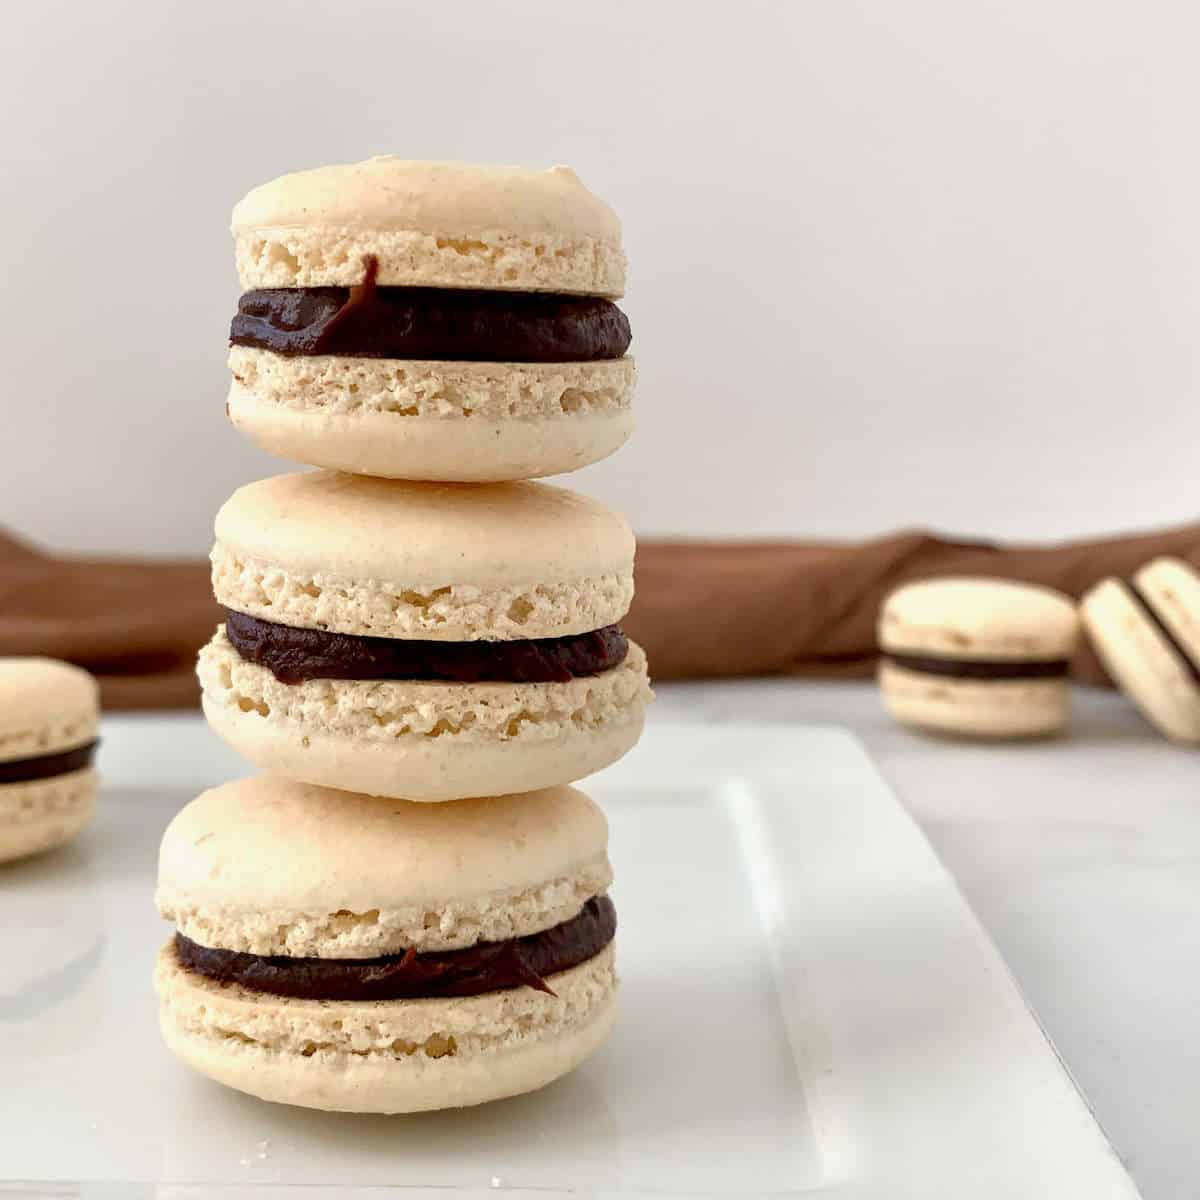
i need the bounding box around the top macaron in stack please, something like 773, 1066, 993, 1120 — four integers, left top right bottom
227, 157, 634, 483
201, 158, 651, 798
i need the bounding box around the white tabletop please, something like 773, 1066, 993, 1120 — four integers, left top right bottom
651, 680, 1197, 1200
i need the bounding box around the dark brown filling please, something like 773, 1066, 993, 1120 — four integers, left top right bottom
225, 610, 628, 685
0, 740, 98, 785
885, 654, 1069, 680
176, 895, 615, 1001
1123, 579, 1200, 686
230, 256, 630, 362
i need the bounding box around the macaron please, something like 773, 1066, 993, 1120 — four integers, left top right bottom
1081, 557, 1200, 743
155, 776, 618, 1113
197, 470, 651, 801
227, 158, 634, 482
878, 577, 1080, 738
0, 658, 99, 862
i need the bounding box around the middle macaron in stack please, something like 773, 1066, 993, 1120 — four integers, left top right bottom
199, 469, 650, 801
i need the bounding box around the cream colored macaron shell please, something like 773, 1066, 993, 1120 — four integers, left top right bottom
227, 347, 635, 482
878, 661, 1070, 739
0, 658, 99, 863
878, 578, 1079, 739
233, 158, 625, 295
156, 777, 612, 957
1082, 558, 1200, 744
0, 772, 97, 864
211, 471, 635, 640
199, 631, 648, 801
157, 940, 616, 1114
156, 778, 618, 1113
880, 577, 1079, 660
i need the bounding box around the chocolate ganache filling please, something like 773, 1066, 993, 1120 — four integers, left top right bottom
0, 740, 98, 785
231, 256, 631, 362
885, 654, 1069, 681
225, 610, 628, 685
176, 894, 616, 1001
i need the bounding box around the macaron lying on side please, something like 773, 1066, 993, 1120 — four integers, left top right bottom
877, 577, 1080, 739
155, 776, 618, 1113
227, 158, 634, 482
0, 658, 100, 863
197, 470, 652, 801
1081, 557, 1200, 744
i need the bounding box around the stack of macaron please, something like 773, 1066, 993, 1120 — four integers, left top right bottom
878, 560, 1200, 744
156, 159, 651, 1113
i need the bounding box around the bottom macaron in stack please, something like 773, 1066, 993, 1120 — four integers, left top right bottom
0, 658, 100, 864
877, 578, 1081, 739
155, 776, 618, 1113
1081, 557, 1200, 744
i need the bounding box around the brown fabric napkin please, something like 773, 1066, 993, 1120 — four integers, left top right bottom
629, 526, 1200, 683
3, 522, 1198, 708
0, 529, 220, 709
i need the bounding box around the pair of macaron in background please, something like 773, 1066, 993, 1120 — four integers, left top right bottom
0, 658, 100, 863
878, 557, 1200, 743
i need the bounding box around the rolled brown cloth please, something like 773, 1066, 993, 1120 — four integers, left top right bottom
0, 529, 219, 709
629, 527, 1200, 683
3, 522, 1199, 708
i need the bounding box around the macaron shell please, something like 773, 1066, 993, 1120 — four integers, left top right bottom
0, 658, 99, 762
157, 772, 614, 956
202, 699, 644, 803
232, 159, 624, 295
214, 471, 634, 590
156, 940, 617, 1114
226, 369, 635, 482
198, 633, 648, 803
1081, 577, 1200, 744
879, 661, 1069, 738
227, 349, 635, 428
0, 769, 96, 863
211, 471, 636, 641
233, 160, 621, 245
879, 577, 1079, 660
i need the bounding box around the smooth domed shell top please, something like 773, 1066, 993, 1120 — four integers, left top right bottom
157, 776, 608, 914
879, 577, 1080, 660
231, 158, 622, 245
0, 657, 99, 760
213, 470, 635, 591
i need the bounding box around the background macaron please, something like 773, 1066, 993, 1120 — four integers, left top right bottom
1081, 557, 1200, 744
877, 577, 1080, 738
198, 470, 651, 801
0, 658, 99, 863
227, 158, 634, 482
155, 776, 618, 1114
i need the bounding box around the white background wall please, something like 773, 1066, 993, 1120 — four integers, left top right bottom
4, 0, 1197, 556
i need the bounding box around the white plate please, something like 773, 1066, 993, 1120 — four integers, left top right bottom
0, 716, 1139, 1199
